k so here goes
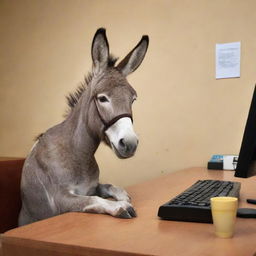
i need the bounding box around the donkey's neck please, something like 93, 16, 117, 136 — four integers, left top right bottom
62, 89, 100, 160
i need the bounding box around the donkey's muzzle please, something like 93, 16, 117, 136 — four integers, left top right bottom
105, 117, 138, 159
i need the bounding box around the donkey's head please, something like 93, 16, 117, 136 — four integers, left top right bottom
87, 28, 149, 159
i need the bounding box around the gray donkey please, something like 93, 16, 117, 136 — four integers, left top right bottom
18, 28, 149, 226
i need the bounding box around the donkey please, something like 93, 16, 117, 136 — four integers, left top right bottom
18, 28, 149, 226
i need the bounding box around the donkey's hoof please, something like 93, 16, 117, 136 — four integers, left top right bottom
127, 206, 137, 217
116, 207, 137, 219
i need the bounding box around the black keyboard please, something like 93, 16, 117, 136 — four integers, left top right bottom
158, 180, 241, 223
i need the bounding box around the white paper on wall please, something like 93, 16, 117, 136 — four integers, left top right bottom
216, 42, 241, 79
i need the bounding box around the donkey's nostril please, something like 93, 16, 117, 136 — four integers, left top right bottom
119, 138, 126, 148
118, 137, 138, 157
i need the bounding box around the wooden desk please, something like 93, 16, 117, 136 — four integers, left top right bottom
2, 168, 256, 256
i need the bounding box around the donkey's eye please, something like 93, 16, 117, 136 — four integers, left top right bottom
98, 95, 109, 103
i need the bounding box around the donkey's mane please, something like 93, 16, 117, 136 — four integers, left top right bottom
66, 73, 92, 110
65, 55, 118, 115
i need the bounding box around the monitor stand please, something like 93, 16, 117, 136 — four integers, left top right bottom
237, 199, 256, 218
247, 199, 256, 204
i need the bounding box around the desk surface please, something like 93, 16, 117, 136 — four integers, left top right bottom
2, 167, 256, 256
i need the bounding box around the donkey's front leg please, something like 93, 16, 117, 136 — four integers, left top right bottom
56, 189, 136, 219
96, 183, 131, 202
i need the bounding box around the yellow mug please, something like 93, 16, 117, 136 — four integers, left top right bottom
210, 197, 238, 238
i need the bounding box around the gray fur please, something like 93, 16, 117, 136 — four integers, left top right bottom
18, 28, 149, 226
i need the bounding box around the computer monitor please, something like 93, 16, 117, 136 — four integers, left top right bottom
234, 86, 256, 217
235, 85, 256, 178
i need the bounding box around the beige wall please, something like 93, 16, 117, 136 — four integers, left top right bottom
1, 0, 256, 187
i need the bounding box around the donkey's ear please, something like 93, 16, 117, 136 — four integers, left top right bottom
91, 28, 109, 73
117, 35, 149, 76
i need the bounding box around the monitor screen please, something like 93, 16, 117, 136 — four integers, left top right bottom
235, 85, 256, 178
